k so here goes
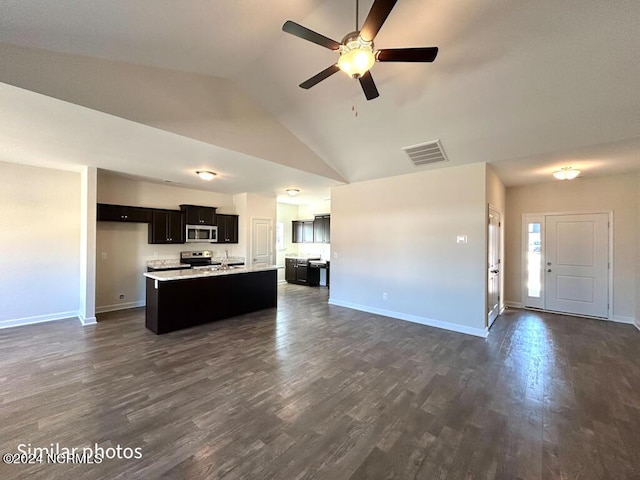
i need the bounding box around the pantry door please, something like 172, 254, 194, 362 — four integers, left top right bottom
544, 213, 609, 317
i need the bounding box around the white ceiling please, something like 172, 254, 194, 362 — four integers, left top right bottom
1, 0, 639, 195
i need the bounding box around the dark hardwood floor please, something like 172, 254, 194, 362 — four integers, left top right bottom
1, 284, 639, 479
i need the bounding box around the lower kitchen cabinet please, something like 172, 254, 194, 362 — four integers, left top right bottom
285, 258, 316, 285
216, 214, 239, 243
148, 210, 185, 244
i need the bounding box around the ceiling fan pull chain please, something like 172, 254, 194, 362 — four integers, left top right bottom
352, 79, 359, 117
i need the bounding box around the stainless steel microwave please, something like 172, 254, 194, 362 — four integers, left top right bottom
186, 225, 218, 243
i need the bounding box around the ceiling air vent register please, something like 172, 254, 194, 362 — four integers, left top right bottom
402, 140, 449, 167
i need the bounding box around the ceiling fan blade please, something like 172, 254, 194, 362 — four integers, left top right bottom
376, 47, 439, 63
282, 21, 341, 50
359, 71, 380, 100
360, 0, 398, 42
299, 65, 340, 89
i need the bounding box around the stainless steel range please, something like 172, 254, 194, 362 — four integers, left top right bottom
180, 250, 213, 268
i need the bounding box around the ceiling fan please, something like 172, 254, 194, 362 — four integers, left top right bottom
282, 0, 438, 101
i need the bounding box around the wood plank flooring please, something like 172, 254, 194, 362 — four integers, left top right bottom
1, 284, 639, 479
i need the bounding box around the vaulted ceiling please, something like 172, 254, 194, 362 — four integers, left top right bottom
1, 0, 639, 202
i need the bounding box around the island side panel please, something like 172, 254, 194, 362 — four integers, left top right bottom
146, 270, 277, 334
145, 277, 160, 334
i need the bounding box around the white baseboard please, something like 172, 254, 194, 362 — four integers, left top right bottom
328, 299, 488, 338
635, 321, 640, 332
79, 314, 97, 325
610, 315, 636, 325
95, 301, 145, 314
504, 301, 523, 309
0, 311, 78, 330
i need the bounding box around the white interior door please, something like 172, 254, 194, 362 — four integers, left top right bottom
487, 208, 501, 327
251, 217, 273, 267
544, 213, 609, 317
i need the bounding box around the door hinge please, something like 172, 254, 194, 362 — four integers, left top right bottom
499, 222, 501, 227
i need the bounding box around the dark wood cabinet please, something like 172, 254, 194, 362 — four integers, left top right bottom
292, 220, 314, 243
180, 204, 216, 226
285, 258, 296, 282
216, 214, 239, 243
313, 214, 330, 243
97, 203, 152, 223
149, 210, 185, 244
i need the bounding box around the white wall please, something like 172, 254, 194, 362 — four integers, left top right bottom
233, 193, 277, 268
505, 174, 637, 321
330, 163, 488, 337
96, 171, 239, 312
0, 161, 81, 327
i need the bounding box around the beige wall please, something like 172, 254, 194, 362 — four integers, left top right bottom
0, 161, 81, 326
96, 172, 240, 312
505, 174, 637, 321
330, 163, 488, 337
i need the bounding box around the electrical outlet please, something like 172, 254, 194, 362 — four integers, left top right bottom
101, 252, 108, 260
383, 292, 388, 300
118, 294, 125, 300
333, 251, 338, 259
153, 251, 159, 257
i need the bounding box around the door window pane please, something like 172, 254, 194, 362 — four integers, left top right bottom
527, 223, 541, 297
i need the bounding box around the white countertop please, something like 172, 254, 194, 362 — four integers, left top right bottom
144, 265, 280, 282
146, 259, 190, 269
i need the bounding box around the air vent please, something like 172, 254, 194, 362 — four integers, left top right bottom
402, 140, 448, 167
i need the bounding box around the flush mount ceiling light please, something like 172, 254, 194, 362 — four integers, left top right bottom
286, 188, 300, 197
553, 167, 580, 180
196, 170, 216, 181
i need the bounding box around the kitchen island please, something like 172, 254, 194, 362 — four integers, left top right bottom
143, 265, 278, 334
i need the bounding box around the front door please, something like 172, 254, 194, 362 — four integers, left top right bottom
544, 213, 609, 317
487, 208, 501, 327
251, 217, 273, 267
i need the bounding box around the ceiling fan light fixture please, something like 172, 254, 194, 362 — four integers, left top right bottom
196, 170, 216, 181
553, 167, 580, 180
286, 188, 300, 197
338, 36, 375, 78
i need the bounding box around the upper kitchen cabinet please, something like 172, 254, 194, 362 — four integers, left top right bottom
292, 220, 314, 243
216, 214, 239, 243
180, 204, 216, 226
97, 203, 152, 223
313, 215, 330, 243
149, 210, 185, 244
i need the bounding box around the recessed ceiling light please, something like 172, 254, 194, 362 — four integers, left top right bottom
553, 167, 580, 180
286, 188, 300, 197
196, 170, 217, 181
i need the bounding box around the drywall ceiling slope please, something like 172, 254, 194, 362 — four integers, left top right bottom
0, 82, 343, 201
0, 42, 345, 183
236, 0, 640, 184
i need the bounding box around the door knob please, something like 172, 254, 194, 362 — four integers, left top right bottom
547, 269, 552, 272
547, 262, 552, 266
